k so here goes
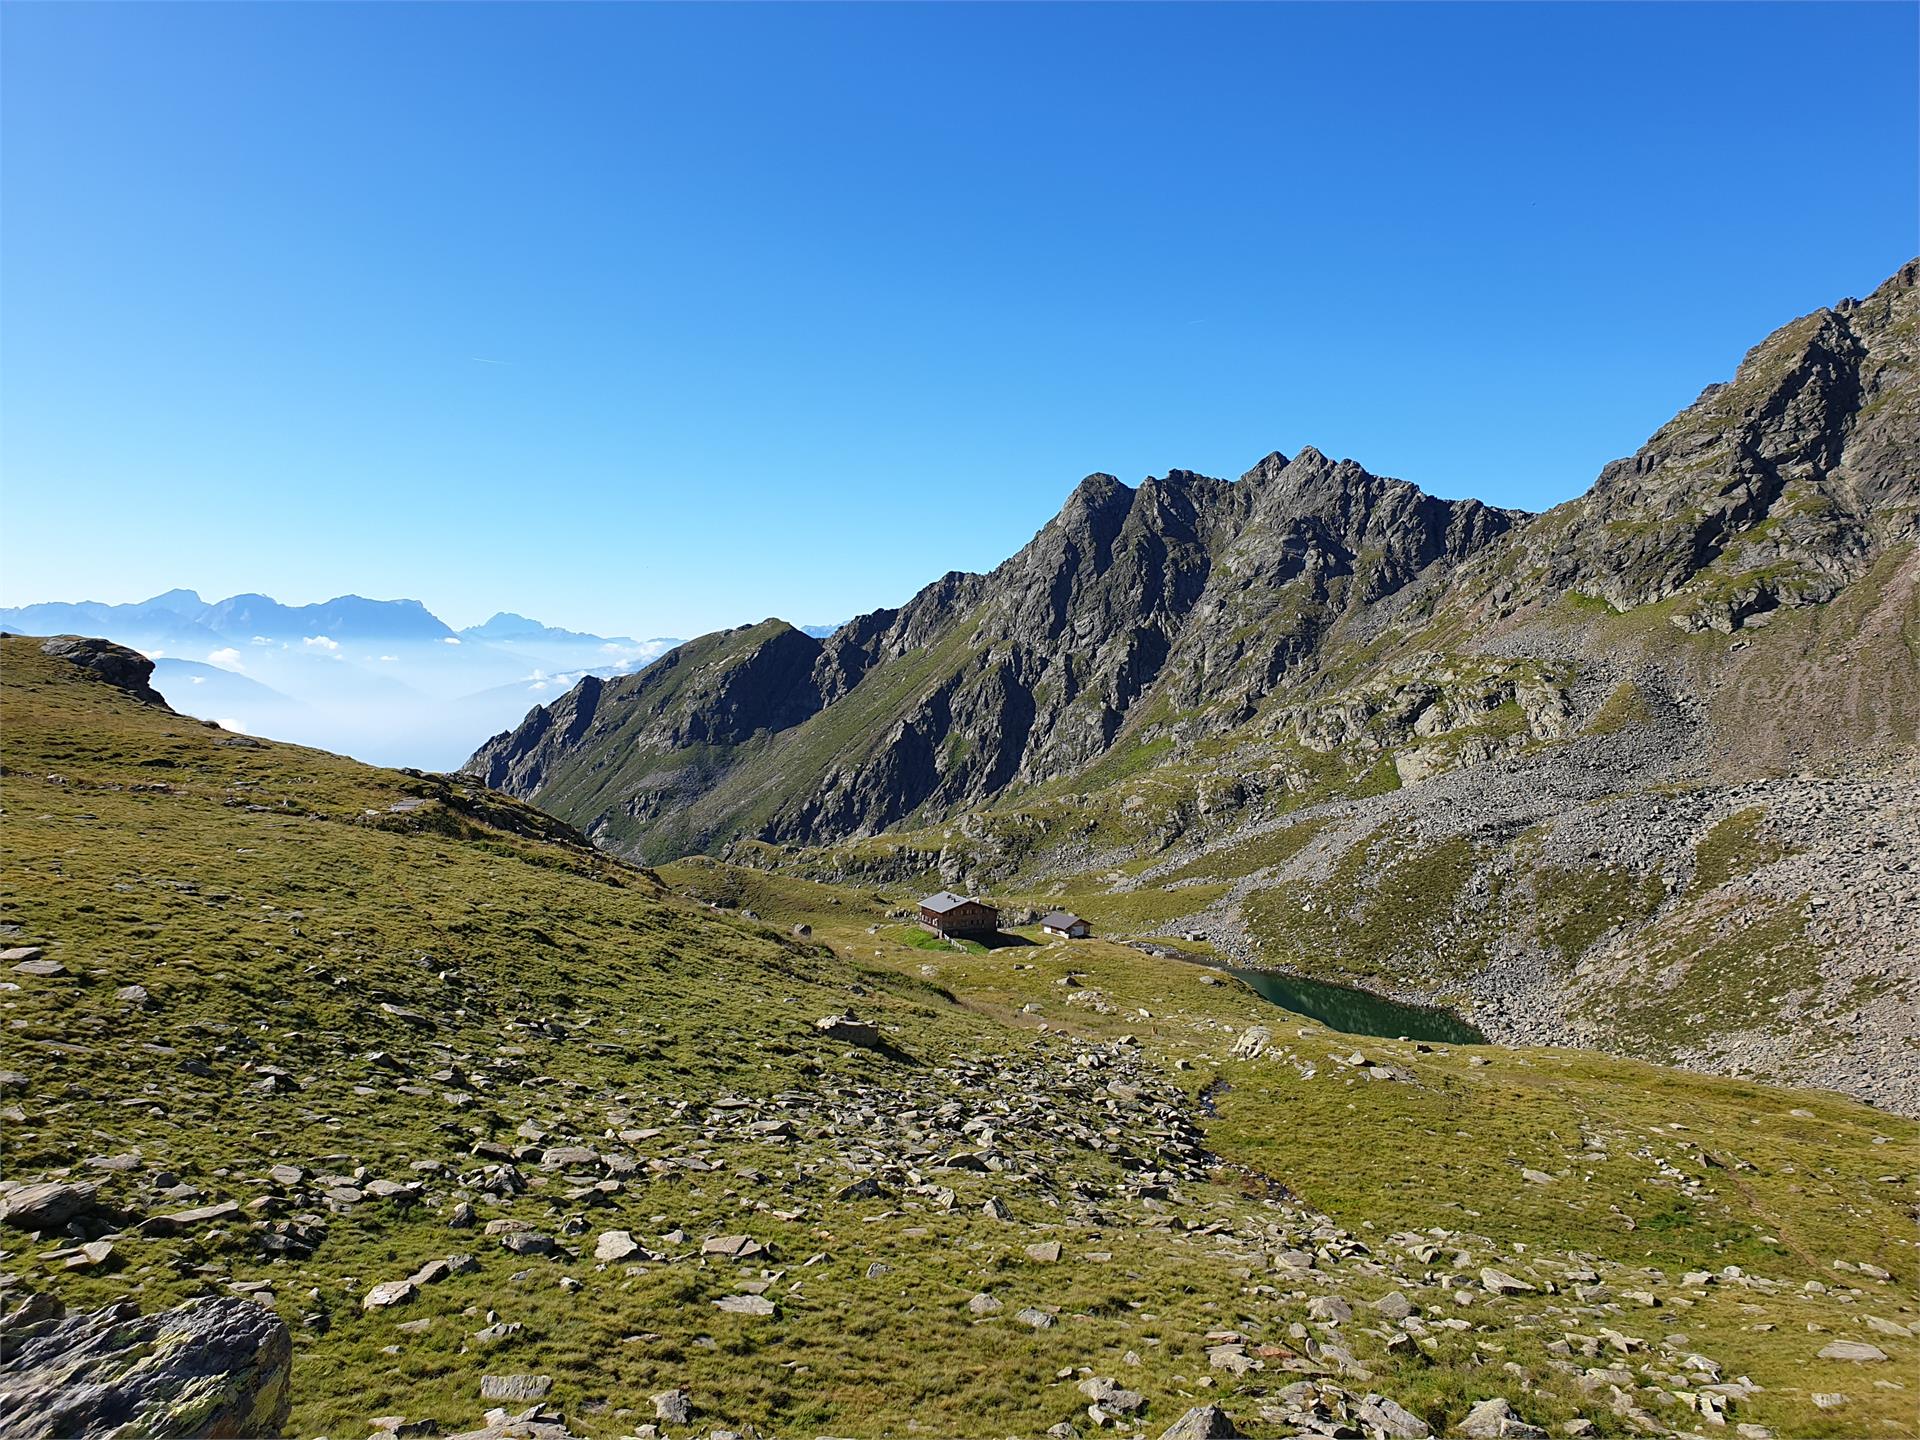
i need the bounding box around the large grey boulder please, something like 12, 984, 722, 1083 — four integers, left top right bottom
1457, 1397, 1547, 1440
1, 1180, 99, 1231
1229, 1025, 1272, 1060
815, 1013, 882, 1048
1157, 1405, 1243, 1439
0, 1293, 292, 1437
445, 1405, 586, 1440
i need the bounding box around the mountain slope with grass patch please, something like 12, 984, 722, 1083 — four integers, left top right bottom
465, 263, 1920, 1113
5, 633, 1917, 1440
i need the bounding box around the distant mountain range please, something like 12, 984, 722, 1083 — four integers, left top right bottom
0, 589, 680, 768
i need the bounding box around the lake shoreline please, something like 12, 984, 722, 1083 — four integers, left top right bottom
1131, 940, 1488, 1045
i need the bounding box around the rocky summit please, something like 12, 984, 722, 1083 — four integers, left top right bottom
467, 262, 1920, 1117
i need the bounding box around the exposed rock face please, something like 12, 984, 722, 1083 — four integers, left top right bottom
463, 262, 1919, 1111
464, 619, 828, 855
468, 451, 1525, 861
37, 636, 172, 709
0, 1293, 293, 1438
466, 269, 1914, 864
465, 270, 1912, 850
1528, 259, 1918, 632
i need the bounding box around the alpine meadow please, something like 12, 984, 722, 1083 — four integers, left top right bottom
2, 7, 1916, 1440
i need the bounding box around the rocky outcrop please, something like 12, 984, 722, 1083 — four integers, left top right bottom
1529, 261, 1918, 631
0, 1293, 293, 1438
36, 636, 172, 709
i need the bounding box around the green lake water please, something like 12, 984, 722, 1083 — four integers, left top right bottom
1231, 967, 1486, 1045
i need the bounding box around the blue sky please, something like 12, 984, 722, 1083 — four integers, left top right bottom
5, 3, 1915, 637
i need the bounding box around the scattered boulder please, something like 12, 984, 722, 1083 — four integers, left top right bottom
0, 1294, 290, 1437
1458, 1397, 1546, 1439
653, 1388, 693, 1424
1, 1181, 98, 1231
479, 1375, 552, 1403
445, 1404, 583, 1440
1372, 1292, 1416, 1322
1078, 1377, 1145, 1414
1229, 1026, 1272, 1060
1480, 1267, 1536, 1295
1817, 1339, 1888, 1362
146, 1201, 242, 1233
1157, 1405, 1243, 1440
1356, 1394, 1429, 1439
50, 1239, 116, 1270
594, 1230, 641, 1263
815, 1014, 882, 1048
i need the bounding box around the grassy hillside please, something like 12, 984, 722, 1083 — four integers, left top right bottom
5, 635, 1916, 1440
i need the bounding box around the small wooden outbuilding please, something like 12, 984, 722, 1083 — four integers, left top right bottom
919, 890, 999, 938
1039, 910, 1090, 939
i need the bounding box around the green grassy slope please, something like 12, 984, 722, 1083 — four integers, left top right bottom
5, 637, 1916, 1440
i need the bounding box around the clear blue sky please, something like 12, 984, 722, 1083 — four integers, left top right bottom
4, 3, 1915, 637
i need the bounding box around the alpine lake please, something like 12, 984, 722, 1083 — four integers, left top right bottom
1229, 966, 1487, 1045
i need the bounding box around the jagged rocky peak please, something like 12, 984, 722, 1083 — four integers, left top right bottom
462, 261, 1920, 861
465, 442, 1526, 860
1060, 469, 1134, 520
1540, 259, 1918, 626
1213, 447, 1526, 612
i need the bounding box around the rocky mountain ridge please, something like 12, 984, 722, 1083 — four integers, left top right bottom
468, 261, 1917, 861
467, 449, 1531, 858
464, 262, 1918, 1112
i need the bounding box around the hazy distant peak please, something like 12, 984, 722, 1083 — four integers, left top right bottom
142, 587, 208, 615
460, 612, 637, 645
